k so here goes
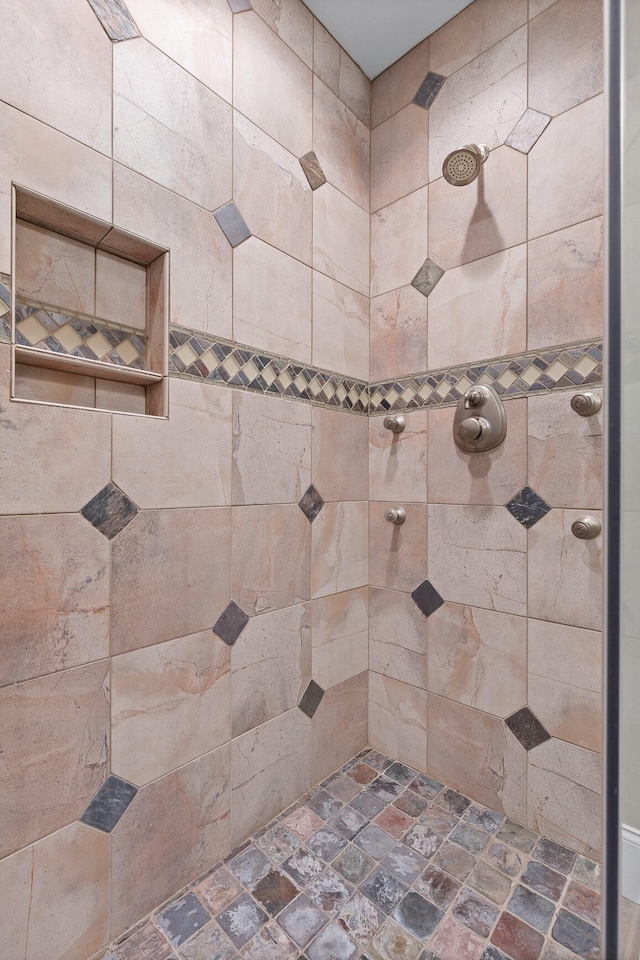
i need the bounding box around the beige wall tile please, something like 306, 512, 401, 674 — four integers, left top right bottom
369, 502, 428, 593
312, 407, 369, 502
369, 411, 428, 503
231, 708, 310, 846
234, 237, 312, 362
427, 398, 528, 506
313, 20, 340, 100
528, 95, 604, 240
14, 363, 96, 409
370, 187, 428, 297
232, 603, 311, 737
528, 0, 603, 116
234, 12, 312, 158
312, 501, 368, 598
428, 504, 527, 616
233, 112, 312, 265
95, 380, 146, 414
312, 272, 369, 381
311, 588, 368, 690
529, 675, 601, 753
314, 184, 370, 296
527, 216, 604, 350
232, 391, 311, 505
429, 0, 528, 77
114, 39, 232, 210
530, 0, 561, 13
0, 514, 109, 687
112, 631, 231, 786
528, 509, 603, 630
0, 661, 109, 859
16, 221, 95, 314
369, 587, 426, 688
427, 603, 527, 717
370, 285, 428, 382
427, 244, 527, 369
527, 738, 601, 857
232, 503, 311, 615
369, 672, 427, 772
313, 78, 370, 211
371, 104, 429, 213
528, 390, 603, 509
95, 250, 147, 329
371, 38, 429, 128
429, 146, 527, 271
252, 0, 314, 67
111, 745, 230, 937
112, 507, 231, 655
428, 694, 527, 821
311, 671, 368, 782
0, 845, 31, 959
314, 21, 370, 127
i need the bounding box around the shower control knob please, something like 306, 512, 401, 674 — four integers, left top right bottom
571, 516, 602, 540
458, 417, 488, 443
385, 507, 406, 525
571, 392, 602, 417
465, 388, 485, 408
383, 414, 406, 433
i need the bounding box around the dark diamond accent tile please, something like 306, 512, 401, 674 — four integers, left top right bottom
217, 894, 268, 947
213, 201, 251, 247
393, 891, 443, 940
298, 484, 325, 522
412, 71, 446, 109
411, 579, 445, 617
86, 0, 140, 41
411, 259, 445, 298
81, 482, 139, 540
212, 600, 250, 645
299, 680, 325, 718
227, 0, 252, 9
0, 282, 10, 307
505, 707, 551, 751
505, 486, 552, 528
79, 774, 137, 833
533, 837, 577, 875
452, 887, 500, 939
552, 909, 600, 959
157, 893, 210, 948
253, 871, 299, 917
299, 151, 327, 190
277, 893, 329, 948
505, 108, 552, 154
360, 866, 408, 915
507, 884, 555, 934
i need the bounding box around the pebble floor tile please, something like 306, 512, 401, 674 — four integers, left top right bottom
102, 751, 602, 960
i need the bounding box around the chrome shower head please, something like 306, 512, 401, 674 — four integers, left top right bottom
442, 143, 490, 185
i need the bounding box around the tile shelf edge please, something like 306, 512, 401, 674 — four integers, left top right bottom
14, 345, 163, 385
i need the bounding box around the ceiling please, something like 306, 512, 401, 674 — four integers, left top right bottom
304, 0, 475, 80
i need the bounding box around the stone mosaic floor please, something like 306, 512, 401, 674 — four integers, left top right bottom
103, 750, 602, 960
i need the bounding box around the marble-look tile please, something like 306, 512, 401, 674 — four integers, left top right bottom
234, 237, 312, 362
527, 739, 601, 857
505, 109, 552, 154
0, 845, 32, 960
311, 588, 368, 691
428, 695, 526, 822
429, 0, 527, 77
95, 249, 146, 329
428, 28, 527, 183
311, 501, 368, 598
233, 112, 312, 264
232, 391, 311, 505
428, 504, 527, 616
232, 503, 310, 615
369, 674, 427, 773
427, 603, 527, 718
0, 661, 109, 859
369, 503, 428, 594
429, 146, 527, 271
312, 407, 369, 502
370, 188, 428, 298
111, 631, 230, 785
232, 603, 311, 736
528, 0, 603, 117
528, 95, 604, 240
313, 20, 370, 127
311, 672, 368, 784
370, 37, 429, 128
527, 217, 604, 350
16, 221, 95, 315
313, 78, 369, 211
251, 0, 313, 66
114, 39, 231, 210
13, 364, 95, 408
369, 285, 428, 382
312, 273, 369, 381
371, 105, 429, 213
427, 245, 527, 370
314, 184, 370, 296
369, 411, 428, 503
232, 708, 310, 846
528, 509, 603, 630
234, 12, 312, 157
428, 913, 486, 960
112, 507, 231, 654
369, 587, 427, 688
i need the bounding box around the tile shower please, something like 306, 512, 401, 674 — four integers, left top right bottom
0, 0, 604, 959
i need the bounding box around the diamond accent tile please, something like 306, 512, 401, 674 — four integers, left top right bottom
505, 108, 552, 154
299, 484, 325, 522
411, 580, 445, 618
412, 71, 446, 109
86, 0, 140, 41
214, 201, 251, 247
299, 680, 325, 718
505, 707, 552, 751
79, 774, 138, 832
227, 0, 253, 10
411, 259, 445, 298
0, 282, 10, 307
212, 600, 250, 646
81, 482, 139, 540
505, 486, 551, 528
300, 151, 327, 190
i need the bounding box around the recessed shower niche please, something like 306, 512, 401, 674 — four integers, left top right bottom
10, 186, 169, 416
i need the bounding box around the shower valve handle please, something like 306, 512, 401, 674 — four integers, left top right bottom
458, 417, 488, 443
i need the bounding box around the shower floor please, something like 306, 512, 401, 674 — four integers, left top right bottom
104, 750, 601, 960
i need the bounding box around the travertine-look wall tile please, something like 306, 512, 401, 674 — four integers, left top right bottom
111, 745, 230, 937
370, 37, 429, 128
0, 514, 110, 687
314, 21, 370, 127
429, 0, 528, 77
369, 502, 428, 593
369, 672, 428, 772
114, 39, 232, 210
95, 250, 147, 330
112, 507, 231, 654
314, 184, 370, 296
369, 411, 428, 503
252, 0, 314, 67
369, 285, 428, 382
311, 672, 368, 783
231, 708, 310, 846
232, 603, 311, 737
112, 631, 231, 785
312, 272, 369, 381
311, 588, 368, 691
427, 603, 527, 717
369, 587, 426, 688
232, 503, 311, 615
234, 237, 312, 362
370, 187, 428, 298
371, 105, 429, 213
0, 661, 109, 859
0, 845, 31, 959
428, 695, 527, 822
232, 391, 311, 505
313, 78, 370, 211
312, 407, 369, 503
16, 221, 96, 315
312, 501, 368, 598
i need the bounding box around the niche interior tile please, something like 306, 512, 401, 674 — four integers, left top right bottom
214, 200, 251, 247
413, 71, 446, 109
81, 482, 139, 540
86, 0, 140, 40
411, 579, 445, 617
506, 109, 552, 154
505, 486, 552, 529
411, 258, 445, 298
505, 707, 551, 751
299, 484, 325, 522
213, 600, 250, 645
16, 221, 96, 314
80, 775, 138, 833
